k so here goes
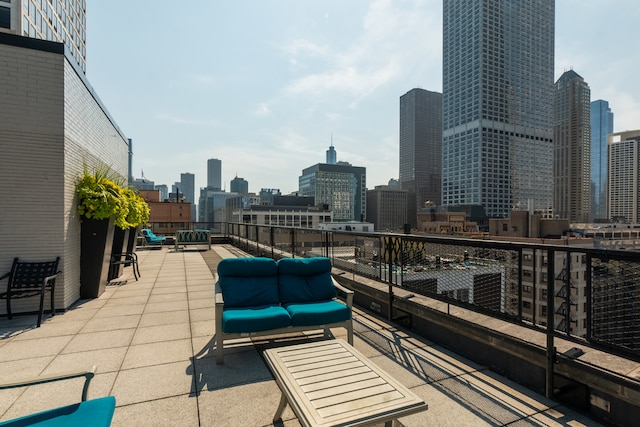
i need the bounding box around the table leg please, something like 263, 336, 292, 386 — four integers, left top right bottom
384, 420, 394, 427
273, 391, 288, 422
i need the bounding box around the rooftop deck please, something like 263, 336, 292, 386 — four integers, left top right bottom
0, 245, 603, 426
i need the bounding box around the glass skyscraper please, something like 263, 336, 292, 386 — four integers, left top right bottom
590, 100, 614, 220
442, 0, 555, 218
553, 70, 591, 223
399, 88, 442, 228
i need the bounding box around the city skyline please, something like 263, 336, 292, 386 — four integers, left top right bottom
85, 1, 640, 196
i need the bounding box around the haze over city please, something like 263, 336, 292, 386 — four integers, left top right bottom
86, 0, 640, 195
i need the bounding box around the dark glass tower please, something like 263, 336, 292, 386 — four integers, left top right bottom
590, 100, 614, 220
442, 0, 555, 217
399, 88, 442, 228
553, 70, 591, 223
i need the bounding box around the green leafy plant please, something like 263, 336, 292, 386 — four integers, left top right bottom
120, 188, 150, 228
76, 164, 150, 229
76, 166, 124, 221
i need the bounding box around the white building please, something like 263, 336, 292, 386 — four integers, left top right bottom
0, 32, 129, 314
0, 0, 87, 72
608, 130, 640, 223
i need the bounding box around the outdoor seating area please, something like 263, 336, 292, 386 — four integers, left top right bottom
215, 257, 354, 364
174, 230, 211, 251
0, 257, 61, 328
140, 229, 166, 247
0, 246, 603, 426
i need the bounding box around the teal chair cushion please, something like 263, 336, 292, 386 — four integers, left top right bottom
278, 258, 336, 304
0, 396, 116, 427
284, 300, 351, 327
218, 258, 279, 308
222, 305, 291, 333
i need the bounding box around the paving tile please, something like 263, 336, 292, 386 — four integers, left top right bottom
0, 356, 54, 381
138, 310, 190, 327
192, 349, 273, 392
0, 335, 73, 362
189, 307, 214, 322
197, 380, 294, 427
147, 292, 188, 304
93, 304, 146, 319
144, 300, 189, 313
103, 295, 149, 307
121, 338, 193, 369
81, 314, 142, 333
110, 395, 199, 427
43, 347, 128, 374
110, 361, 193, 406
62, 329, 135, 353
10, 319, 86, 340
131, 322, 192, 345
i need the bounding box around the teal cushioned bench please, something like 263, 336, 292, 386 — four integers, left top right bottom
0, 367, 115, 427
0, 396, 115, 427
215, 257, 354, 364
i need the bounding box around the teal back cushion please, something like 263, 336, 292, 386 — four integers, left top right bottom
218, 258, 279, 308
277, 257, 336, 303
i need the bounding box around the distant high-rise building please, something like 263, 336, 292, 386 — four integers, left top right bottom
442, 0, 555, 217
326, 144, 337, 164
180, 173, 195, 204
608, 130, 640, 223
299, 163, 366, 222
0, 1, 87, 72
366, 185, 408, 232
399, 88, 442, 228
207, 158, 222, 190
554, 70, 591, 223
230, 176, 249, 194
155, 184, 168, 201
590, 100, 614, 220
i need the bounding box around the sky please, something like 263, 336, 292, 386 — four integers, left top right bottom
86, 0, 640, 197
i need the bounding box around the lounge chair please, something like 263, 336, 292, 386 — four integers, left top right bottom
0, 366, 115, 426
0, 257, 61, 327
141, 229, 166, 247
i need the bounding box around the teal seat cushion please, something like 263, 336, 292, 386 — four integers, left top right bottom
284, 300, 351, 327
218, 258, 279, 308
222, 305, 291, 333
0, 396, 116, 427
277, 258, 336, 303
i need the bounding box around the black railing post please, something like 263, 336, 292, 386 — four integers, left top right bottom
270, 226, 275, 259
546, 248, 555, 399
586, 253, 592, 343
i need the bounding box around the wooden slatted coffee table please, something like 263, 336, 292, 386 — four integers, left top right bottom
263, 339, 428, 427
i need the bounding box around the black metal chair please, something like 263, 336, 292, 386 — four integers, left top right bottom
110, 252, 140, 281
0, 257, 61, 327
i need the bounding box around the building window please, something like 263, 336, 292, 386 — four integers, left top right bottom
0, 6, 10, 29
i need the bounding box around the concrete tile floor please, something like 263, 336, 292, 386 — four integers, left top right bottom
0, 246, 602, 426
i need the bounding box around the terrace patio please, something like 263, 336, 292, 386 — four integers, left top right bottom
0, 245, 604, 426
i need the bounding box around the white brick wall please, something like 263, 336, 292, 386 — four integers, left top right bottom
0, 40, 129, 316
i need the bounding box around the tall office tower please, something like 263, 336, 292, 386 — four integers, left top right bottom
230, 176, 249, 194
0, 1, 87, 72
326, 144, 337, 165
553, 70, 591, 223
299, 163, 366, 222
180, 173, 195, 204
442, 0, 555, 218
207, 158, 222, 190
590, 100, 614, 220
608, 130, 640, 223
399, 88, 442, 228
